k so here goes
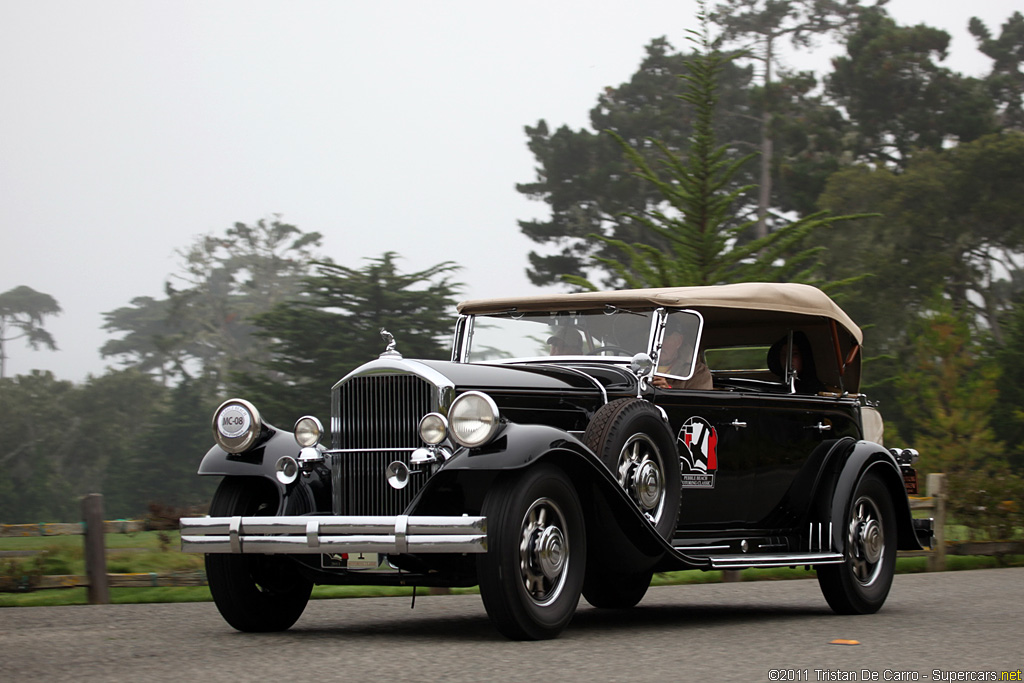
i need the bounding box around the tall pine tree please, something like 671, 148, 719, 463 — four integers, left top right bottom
567, 2, 864, 291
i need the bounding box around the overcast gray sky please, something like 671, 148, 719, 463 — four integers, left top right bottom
2, 0, 1019, 381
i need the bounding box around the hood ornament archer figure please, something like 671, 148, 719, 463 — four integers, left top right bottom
379, 328, 402, 359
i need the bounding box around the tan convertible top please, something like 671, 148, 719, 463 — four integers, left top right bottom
458, 282, 862, 344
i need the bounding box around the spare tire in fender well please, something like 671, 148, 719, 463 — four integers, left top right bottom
582, 398, 681, 540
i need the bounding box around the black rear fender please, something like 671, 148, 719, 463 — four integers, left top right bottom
827, 442, 921, 551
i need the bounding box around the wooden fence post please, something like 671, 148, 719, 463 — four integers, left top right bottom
926, 473, 946, 572
82, 494, 110, 604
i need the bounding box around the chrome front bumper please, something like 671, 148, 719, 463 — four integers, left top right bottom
180, 515, 487, 555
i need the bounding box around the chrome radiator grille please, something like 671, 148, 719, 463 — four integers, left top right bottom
331, 373, 435, 516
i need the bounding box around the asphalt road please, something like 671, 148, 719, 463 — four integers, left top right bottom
2, 568, 1021, 683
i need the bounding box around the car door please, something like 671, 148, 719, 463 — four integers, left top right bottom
655, 391, 759, 529
750, 395, 861, 524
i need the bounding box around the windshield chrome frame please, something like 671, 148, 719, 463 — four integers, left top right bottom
453, 307, 704, 374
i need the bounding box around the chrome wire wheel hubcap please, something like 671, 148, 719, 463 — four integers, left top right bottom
848, 496, 885, 585
616, 434, 665, 522
519, 497, 569, 606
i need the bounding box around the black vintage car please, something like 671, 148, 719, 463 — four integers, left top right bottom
180, 283, 932, 640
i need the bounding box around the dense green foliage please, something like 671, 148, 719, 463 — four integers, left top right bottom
516, 38, 759, 288
0, 369, 182, 521
568, 6, 866, 291
0, 285, 61, 379
891, 299, 1024, 539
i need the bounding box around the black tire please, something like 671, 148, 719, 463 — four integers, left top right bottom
583, 399, 681, 539
817, 471, 897, 614
205, 477, 313, 632
582, 569, 653, 609
477, 464, 586, 640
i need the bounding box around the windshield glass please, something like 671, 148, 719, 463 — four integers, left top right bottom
464, 310, 657, 362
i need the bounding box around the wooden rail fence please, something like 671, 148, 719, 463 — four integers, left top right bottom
3, 476, 1022, 601
0, 493, 206, 601
901, 472, 1024, 569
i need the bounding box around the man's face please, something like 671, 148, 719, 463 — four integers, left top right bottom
779, 343, 804, 373
661, 331, 683, 362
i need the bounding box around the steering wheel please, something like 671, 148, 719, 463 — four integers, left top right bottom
589, 345, 631, 356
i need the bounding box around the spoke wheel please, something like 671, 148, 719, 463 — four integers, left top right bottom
615, 434, 667, 523
477, 464, 586, 640
519, 497, 571, 605
205, 477, 313, 632
817, 471, 897, 615
583, 399, 681, 539
849, 496, 886, 584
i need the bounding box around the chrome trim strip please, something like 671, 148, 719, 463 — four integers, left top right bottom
180, 514, 487, 555
553, 364, 608, 405
673, 544, 731, 551
331, 358, 456, 400
326, 447, 417, 454
453, 315, 470, 363
707, 552, 844, 569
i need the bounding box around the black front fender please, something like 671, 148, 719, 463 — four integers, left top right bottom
196, 428, 331, 513
197, 427, 300, 483
432, 422, 691, 571
442, 422, 595, 472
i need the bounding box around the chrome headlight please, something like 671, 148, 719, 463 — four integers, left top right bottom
449, 391, 500, 448
294, 415, 323, 448
213, 399, 263, 454
419, 412, 448, 445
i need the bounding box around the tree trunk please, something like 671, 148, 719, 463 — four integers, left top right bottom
755, 35, 776, 240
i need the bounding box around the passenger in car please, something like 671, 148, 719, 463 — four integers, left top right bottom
653, 323, 713, 390
768, 331, 825, 394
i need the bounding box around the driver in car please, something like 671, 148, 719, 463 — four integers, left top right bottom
653, 321, 712, 390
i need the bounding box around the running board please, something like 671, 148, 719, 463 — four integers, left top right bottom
706, 552, 844, 569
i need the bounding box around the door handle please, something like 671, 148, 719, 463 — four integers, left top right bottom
730, 420, 748, 429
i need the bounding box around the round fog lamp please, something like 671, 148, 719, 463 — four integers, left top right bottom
294, 416, 323, 448
419, 413, 448, 445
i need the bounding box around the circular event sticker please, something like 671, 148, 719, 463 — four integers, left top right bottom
218, 404, 252, 439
